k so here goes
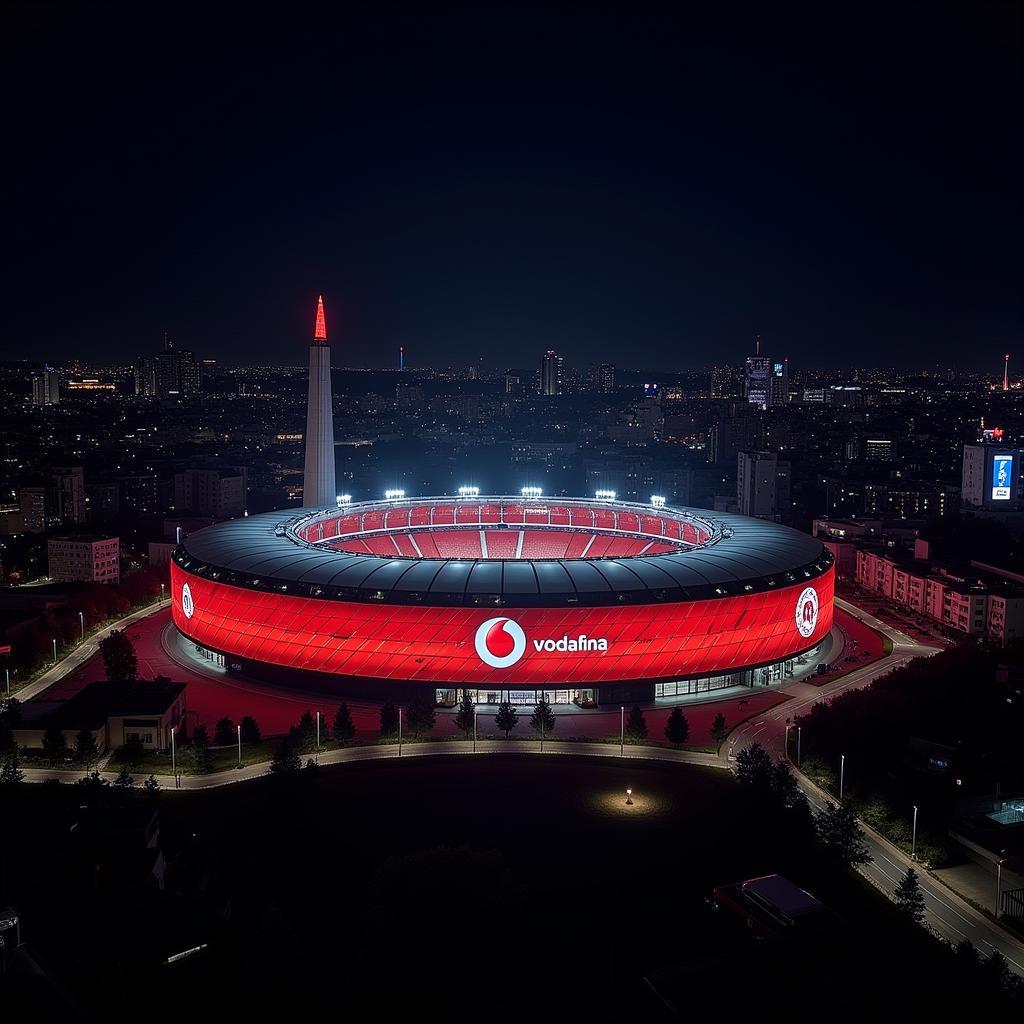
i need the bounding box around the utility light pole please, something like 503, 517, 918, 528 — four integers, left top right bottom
398, 707, 402, 757
52, 638, 57, 665
912, 805, 918, 861
237, 723, 242, 769
840, 754, 846, 801
797, 726, 802, 767
316, 711, 321, 760
171, 726, 177, 786
79, 611, 84, 643
473, 708, 477, 753
620, 705, 624, 757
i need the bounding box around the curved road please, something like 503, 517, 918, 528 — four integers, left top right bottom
725, 596, 1024, 974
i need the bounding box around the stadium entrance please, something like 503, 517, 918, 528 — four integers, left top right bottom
435, 688, 597, 708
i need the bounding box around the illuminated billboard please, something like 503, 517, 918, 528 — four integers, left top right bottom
170, 562, 834, 688
992, 454, 1014, 501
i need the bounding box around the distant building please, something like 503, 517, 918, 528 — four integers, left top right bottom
153, 347, 201, 397
588, 363, 615, 393
51, 466, 86, 524
47, 534, 120, 584
173, 468, 247, 518
17, 486, 50, 533
31, 366, 60, 406
134, 355, 156, 396
744, 335, 771, 408
540, 350, 563, 396
769, 359, 789, 406
737, 450, 791, 522
962, 442, 1022, 512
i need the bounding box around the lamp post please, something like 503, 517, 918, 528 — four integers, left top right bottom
398, 707, 402, 757
171, 726, 177, 786
79, 611, 85, 643
996, 857, 1007, 918
620, 705, 624, 757
912, 805, 918, 861
160, 582, 166, 603
840, 754, 846, 801
797, 726, 802, 767
316, 711, 321, 761
626, 787, 633, 806
52, 638, 57, 665
473, 708, 477, 753
237, 723, 242, 769
5, 667, 9, 697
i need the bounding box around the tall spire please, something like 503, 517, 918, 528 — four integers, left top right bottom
313, 294, 328, 344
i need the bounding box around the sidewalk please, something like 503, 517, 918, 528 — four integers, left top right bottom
19, 736, 727, 790
10, 598, 171, 702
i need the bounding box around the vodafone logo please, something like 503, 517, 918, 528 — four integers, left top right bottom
475, 617, 527, 669
181, 582, 195, 620
795, 586, 818, 639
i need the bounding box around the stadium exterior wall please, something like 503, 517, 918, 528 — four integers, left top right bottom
170, 560, 834, 703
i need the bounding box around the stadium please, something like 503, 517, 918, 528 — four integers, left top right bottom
169, 496, 835, 707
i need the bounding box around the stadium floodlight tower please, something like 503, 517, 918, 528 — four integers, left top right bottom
385, 489, 405, 500
650, 495, 666, 508
521, 486, 542, 498
457, 486, 480, 498
336, 494, 353, 506
303, 295, 337, 508
595, 489, 617, 501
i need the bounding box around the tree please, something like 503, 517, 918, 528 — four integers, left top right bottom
769, 761, 804, 810
214, 716, 235, 746
191, 723, 213, 774
626, 704, 648, 742
406, 697, 436, 738
735, 743, 773, 789
453, 693, 475, 738
121, 733, 145, 767
41, 725, 68, 763
113, 767, 135, 788
292, 710, 317, 752
380, 702, 399, 738
894, 867, 925, 924
710, 712, 729, 746
239, 715, 261, 743
495, 700, 519, 738
0, 697, 23, 728
333, 703, 355, 744
815, 800, 872, 866
0, 756, 24, 786
74, 728, 98, 763
144, 774, 160, 793
664, 707, 689, 746
270, 739, 301, 775
530, 697, 555, 738
99, 629, 137, 681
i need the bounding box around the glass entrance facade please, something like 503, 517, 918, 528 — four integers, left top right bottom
435, 687, 596, 707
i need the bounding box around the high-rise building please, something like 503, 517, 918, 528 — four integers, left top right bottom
153, 346, 201, 397
769, 358, 789, 406
737, 450, 791, 522
134, 355, 156, 396
962, 443, 1022, 511
173, 468, 248, 518
31, 366, 60, 406
588, 363, 616, 393
303, 295, 337, 507
540, 350, 563, 396
51, 466, 86, 524
744, 335, 770, 409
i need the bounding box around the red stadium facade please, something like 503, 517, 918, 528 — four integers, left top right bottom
170, 497, 835, 706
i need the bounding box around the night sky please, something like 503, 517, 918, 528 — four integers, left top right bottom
3, 2, 1020, 371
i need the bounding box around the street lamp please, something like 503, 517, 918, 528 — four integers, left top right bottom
316, 711, 321, 760
237, 723, 242, 769
79, 610, 85, 643
160, 582, 166, 603
473, 707, 477, 753
398, 706, 402, 757
626, 787, 633, 806
912, 805, 918, 860
840, 754, 846, 801
171, 726, 177, 786
797, 726, 802, 767
997, 855, 1007, 918
52, 638, 57, 665
620, 705, 625, 757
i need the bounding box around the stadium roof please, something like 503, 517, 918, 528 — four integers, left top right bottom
175, 500, 832, 606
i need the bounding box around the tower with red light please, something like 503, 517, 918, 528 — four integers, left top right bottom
303, 295, 337, 507
1004, 354, 1010, 392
